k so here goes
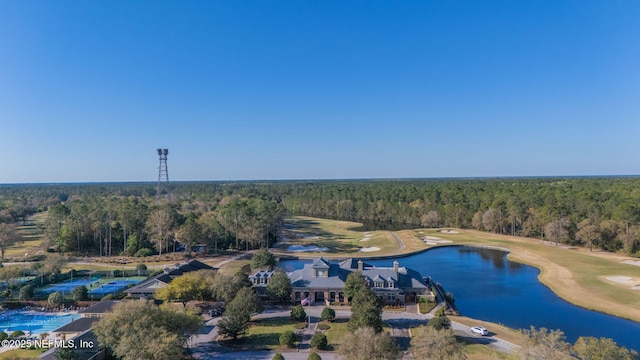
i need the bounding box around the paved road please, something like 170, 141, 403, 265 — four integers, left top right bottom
391, 232, 406, 252
190, 306, 519, 359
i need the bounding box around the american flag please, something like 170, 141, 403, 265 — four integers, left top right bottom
301, 297, 309, 306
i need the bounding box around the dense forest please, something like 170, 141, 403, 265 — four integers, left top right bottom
0, 177, 639, 258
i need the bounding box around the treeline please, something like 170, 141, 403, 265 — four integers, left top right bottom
0, 184, 284, 257
1, 177, 640, 256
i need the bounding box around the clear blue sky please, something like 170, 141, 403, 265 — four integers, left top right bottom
1, 1, 639, 183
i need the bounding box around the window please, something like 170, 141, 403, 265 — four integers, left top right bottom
375, 282, 384, 288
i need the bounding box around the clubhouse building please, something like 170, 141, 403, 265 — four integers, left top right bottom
262, 257, 429, 305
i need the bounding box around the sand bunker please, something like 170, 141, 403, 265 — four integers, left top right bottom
422, 236, 453, 245
287, 245, 329, 252
359, 246, 380, 252
359, 232, 372, 242
605, 276, 634, 284
622, 260, 640, 267
439, 229, 459, 234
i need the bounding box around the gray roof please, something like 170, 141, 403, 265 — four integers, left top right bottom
78, 300, 119, 314
126, 260, 216, 295
125, 273, 172, 294
250, 270, 276, 279
288, 258, 427, 291
288, 260, 350, 289
311, 258, 330, 269
53, 317, 99, 333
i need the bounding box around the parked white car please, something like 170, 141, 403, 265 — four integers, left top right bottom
471, 326, 489, 336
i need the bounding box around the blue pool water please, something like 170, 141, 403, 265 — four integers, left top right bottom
0, 311, 80, 335
279, 246, 640, 351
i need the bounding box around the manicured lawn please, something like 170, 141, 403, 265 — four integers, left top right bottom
239, 317, 298, 350
217, 259, 251, 275
323, 318, 350, 346
0, 348, 46, 359
415, 228, 640, 322
465, 343, 517, 360
449, 315, 526, 347
272, 216, 428, 258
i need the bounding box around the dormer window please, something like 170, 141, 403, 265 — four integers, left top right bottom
375, 281, 384, 288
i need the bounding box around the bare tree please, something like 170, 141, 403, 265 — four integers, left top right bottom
146, 208, 174, 255
575, 219, 599, 251
338, 327, 399, 360
0, 223, 21, 260
409, 326, 467, 360
544, 217, 571, 246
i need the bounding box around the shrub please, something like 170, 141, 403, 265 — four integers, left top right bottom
417, 297, 427, 303
136, 263, 147, 271
48, 291, 63, 305
308, 352, 322, 360
272, 353, 285, 360
10, 330, 25, 339
279, 330, 297, 348
72, 285, 88, 301
0, 332, 7, 342
310, 333, 328, 350
427, 315, 451, 330
320, 307, 335, 322
317, 323, 330, 331
295, 322, 307, 330
251, 248, 276, 270
19, 285, 33, 301
134, 248, 154, 257
291, 304, 306, 322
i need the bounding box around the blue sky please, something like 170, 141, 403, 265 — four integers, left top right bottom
1, 1, 639, 183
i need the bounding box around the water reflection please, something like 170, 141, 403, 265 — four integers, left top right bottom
278, 246, 640, 351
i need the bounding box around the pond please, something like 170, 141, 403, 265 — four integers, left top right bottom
278, 246, 640, 351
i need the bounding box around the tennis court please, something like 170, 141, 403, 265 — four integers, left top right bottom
88, 277, 146, 297
37, 276, 102, 295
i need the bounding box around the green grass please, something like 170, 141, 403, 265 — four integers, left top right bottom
217, 259, 251, 275
416, 228, 640, 323
4, 213, 47, 261
238, 317, 298, 350
324, 318, 350, 346
418, 301, 437, 314
464, 343, 517, 360
273, 216, 428, 258
0, 348, 45, 359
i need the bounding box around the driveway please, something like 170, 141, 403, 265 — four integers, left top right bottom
190, 305, 519, 359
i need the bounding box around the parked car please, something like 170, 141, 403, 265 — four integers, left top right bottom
471, 326, 489, 336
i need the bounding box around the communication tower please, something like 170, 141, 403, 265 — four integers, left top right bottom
156, 148, 169, 198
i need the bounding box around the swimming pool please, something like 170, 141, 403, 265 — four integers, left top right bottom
0, 310, 80, 335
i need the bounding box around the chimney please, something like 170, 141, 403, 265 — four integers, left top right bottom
163, 267, 169, 275
357, 259, 363, 272
393, 260, 399, 274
